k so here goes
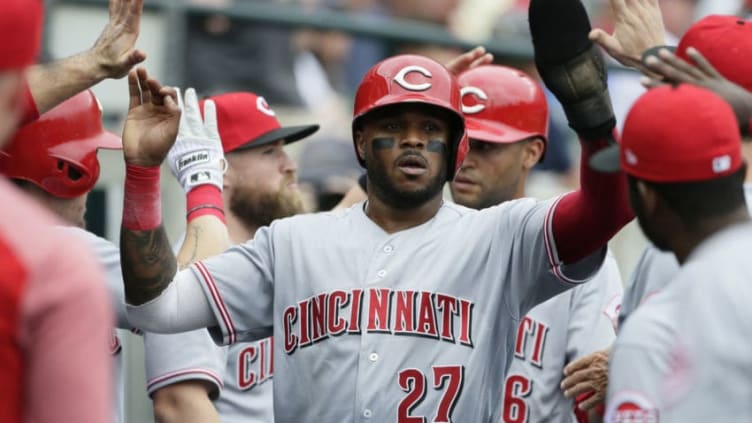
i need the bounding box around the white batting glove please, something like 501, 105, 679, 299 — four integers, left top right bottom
167, 88, 225, 193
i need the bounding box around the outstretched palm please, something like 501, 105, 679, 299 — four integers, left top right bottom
122, 68, 181, 167
589, 0, 665, 71
93, 0, 147, 79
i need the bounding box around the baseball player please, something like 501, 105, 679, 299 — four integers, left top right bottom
0, 89, 140, 423
451, 64, 623, 423
591, 83, 751, 421
0, 1, 112, 422
556, 8, 747, 412
145, 91, 319, 423
589, 16, 752, 420
118, 0, 636, 419
117, 0, 635, 418
617, 16, 752, 325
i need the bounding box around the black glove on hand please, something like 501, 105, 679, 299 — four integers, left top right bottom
529, 0, 615, 140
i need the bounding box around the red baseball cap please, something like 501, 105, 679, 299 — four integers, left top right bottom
676, 15, 752, 92
201, 92, 319, 154
590, 84, 742, 182
1, 0, 43, 70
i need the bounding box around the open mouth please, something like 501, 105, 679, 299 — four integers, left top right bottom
396, 154, 428, 176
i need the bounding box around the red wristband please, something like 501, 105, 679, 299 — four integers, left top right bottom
186, 185, 225, 224
122, 164, 162, 231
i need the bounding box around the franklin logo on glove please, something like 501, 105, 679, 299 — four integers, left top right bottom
176, 150, 210, 172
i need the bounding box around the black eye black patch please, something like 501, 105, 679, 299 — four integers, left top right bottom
373, 137, 396, 150
427, 140, 447, 154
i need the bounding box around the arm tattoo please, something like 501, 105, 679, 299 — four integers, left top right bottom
120, 226, 178, 305
178, 226, 202, 270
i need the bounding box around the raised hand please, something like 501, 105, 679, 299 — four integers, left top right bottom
122, 67, 181, 167
167, 89, 226, 193
589, 0, 665, 71
92, 0, 147, 79
642, 47, 752, 132
445, 46, 494, 76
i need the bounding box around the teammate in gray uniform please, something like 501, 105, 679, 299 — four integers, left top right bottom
619, 16, 752, 328
561, 11, 752, 414
118, 1, 636, 420
145, 91, 319, 423
599, 16, 752, 420
451, 64, 623, 423
659, 223, 752, 421
0, 90, 133, 423
591, 78, 752, 420
618, 16, 752, 326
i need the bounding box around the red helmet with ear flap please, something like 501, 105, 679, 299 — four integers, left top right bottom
352, 54, 466, 178
0, 90, 122, 198
458, 65, 549, 157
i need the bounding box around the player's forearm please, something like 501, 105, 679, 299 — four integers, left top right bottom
175, 189, 231, 268
153, 382, 221, 423
551, 134, 633, 263
26, 51, 109, 116
120, 225, 178, 305
120, 163, 179, 305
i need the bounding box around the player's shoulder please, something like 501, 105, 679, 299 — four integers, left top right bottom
616, 290, 678, 348
54, 225, 117, 251
446, 196, 543, 221
0, 180, 65, 263
0, 180, 103, 290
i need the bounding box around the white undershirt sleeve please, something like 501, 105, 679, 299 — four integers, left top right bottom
125, 270, 217, 333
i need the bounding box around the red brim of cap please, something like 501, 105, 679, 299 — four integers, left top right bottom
96, 130, 123, 150
230, 124, 319, 152
465, 116, 543, 144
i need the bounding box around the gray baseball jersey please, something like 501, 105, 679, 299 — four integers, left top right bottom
145, 236, 273, 422
183, 198, 606, 422
605, 277, 684, 422
57, 226, 136, 423
617, 245, 678, 328
498, 253, 622, 423
145, 323, 273, 421
618, 184, 752, 327
660, 222, 752, 422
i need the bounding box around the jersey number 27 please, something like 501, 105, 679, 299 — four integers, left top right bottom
398, 365, 464, 423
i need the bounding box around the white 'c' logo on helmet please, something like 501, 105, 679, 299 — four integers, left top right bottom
460, 86, 487, 114
394, 65, 433, 92
256, 96, 276, 117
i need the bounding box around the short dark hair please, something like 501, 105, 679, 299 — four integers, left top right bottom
629, 163, 747, 226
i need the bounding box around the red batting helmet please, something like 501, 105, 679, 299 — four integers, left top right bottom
458, 65, 548, 153
0, 90, 121, 198
352, 54, 466, 178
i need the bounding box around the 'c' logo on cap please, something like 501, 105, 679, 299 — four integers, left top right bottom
460, 86, 488, 114
394, 65, 432, 92
256, 96, 276, 117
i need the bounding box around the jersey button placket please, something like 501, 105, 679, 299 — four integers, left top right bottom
363, 409, 373, 418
